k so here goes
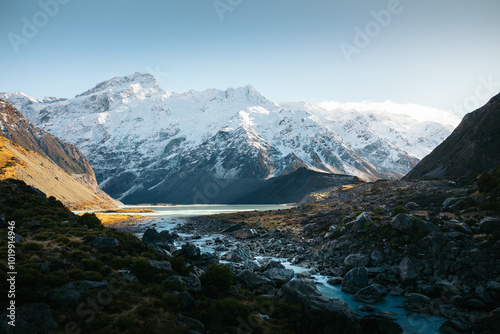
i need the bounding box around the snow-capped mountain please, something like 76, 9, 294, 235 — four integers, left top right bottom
0, 73, 454, 203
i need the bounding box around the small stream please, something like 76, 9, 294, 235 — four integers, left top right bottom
129, 214, 447, 333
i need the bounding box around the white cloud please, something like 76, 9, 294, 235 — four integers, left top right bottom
317, 100, 461, 127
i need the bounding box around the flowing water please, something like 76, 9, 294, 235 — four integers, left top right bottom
126, 205, 447, 333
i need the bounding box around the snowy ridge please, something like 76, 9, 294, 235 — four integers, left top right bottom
0, 73, 455, 203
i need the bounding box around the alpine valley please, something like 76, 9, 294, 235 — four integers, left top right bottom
1, 73, 454, 204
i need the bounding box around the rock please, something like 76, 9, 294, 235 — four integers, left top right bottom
418, 232, 446, 254
242, 260, 260, 272
236, 270, 274, 290
14, 233, 24, 242
235, 228, 259, 239
180, 243, 201, 259
370, 249, 384, 266
344, 254, 369, 269
263, 268, 294, 286
0, 303, 58, 334
353, 284, 388, 304
358, 305, 375, 313
360, 314, 403, 334
475, 285, 493, 304
406, 202, 420, 210
20, 221, 42, 229
487, 281, 500, 293
443, 197, 466, 209
182, 273, 202, 293
281, 278, 322, 304
341, 267, 369, 294
302, 297, 362, 334
142, 228, 176, 247
413, 220, 440, 233
88, 236, 119, 249
350, 212, 372, 233
436, 281, 459, 303
49, 280, 109, 306
478, 217, 500, 237
174, 291, 194, 310
464, 298, 486, 310
177, 314, 204, 332
149, 260, 173, 273
399, 257, 417, 284
440, 317, 472, 334
327, 277, 343, 285
473, 307, 500, 334
391, 213, 413, 234
404, 293, 431, 312
221, 222, 244, 233
223, 247, 253, 262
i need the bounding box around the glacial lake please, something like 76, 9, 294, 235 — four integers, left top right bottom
119, 204, 293, 218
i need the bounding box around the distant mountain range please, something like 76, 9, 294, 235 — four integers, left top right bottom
1, 73, 454, 204
405, 92, 500, 180
0, 99, 120, 210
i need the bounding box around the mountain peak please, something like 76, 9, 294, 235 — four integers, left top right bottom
76, 72, 161, 98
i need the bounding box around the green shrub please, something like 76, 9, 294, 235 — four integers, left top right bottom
391, 206, 410, 217
22, 242, 43, 251
84, 271, 103, 281
170, 255, 192, 276
79, 213, 102, 229
131, 258, 156, 282
81, 259, 103, 271
67, 268, 86, 280
478, 171, 498, 193
201, 264, 233, 291
209, 298, 250, 327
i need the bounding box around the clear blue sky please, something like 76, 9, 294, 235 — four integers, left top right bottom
1, 0, 499, 117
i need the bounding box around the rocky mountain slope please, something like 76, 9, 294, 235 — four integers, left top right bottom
1, 73, 453, 204
405, 92, 500, 179
0, 99, 120, 210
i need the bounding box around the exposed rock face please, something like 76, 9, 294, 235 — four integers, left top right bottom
341, 267, 369, 294
353, 284, 388, 304
405, 91, 500, 179
399, 257, 418, 284
0, 99, 120, 209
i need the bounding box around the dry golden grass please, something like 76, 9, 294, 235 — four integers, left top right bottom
94, 213, 144, 226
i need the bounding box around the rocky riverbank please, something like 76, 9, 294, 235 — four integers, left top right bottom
171, 180, 500, 333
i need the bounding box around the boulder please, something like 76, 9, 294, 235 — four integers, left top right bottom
344, 254, 369, 269
235, 228, 259, 239
341, 267, 369, 294
404, 293, 431, 312
236, 269, 274, 290
180, 243, 201, 259
353, 284, 388, 304
440, 317, 472, 334
399, 257, 417, 284
0, 303, 58, 334
182, 273, 202, 293
223, 248, 253, 262
478, 217, 500, 237
142, 228, 177, 247
370, 249, 384, 266
281, 278, 322, 304
475, 286, 493, 304
149, 260, 173, 273
303, 297, 363, 334
350, 212, 372, 233
177, 314, 204, 332
391, 213, 413, 234
327, 277, 343, 285
174, 291, 194, 310
49, 280, 109, 306
263, 267, 294, 286
88, 236, 119, 249
360, 314, 403, 334
472, 307, 500, 334
413, 220, 440, 233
